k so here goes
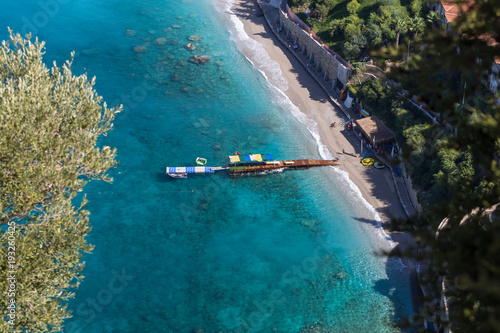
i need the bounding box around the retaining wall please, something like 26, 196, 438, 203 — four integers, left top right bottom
277, 6, 350, 90
400, 162, 423, 214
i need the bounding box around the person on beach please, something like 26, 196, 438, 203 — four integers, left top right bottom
330, 122, 336, 128
343, 148, 345, 154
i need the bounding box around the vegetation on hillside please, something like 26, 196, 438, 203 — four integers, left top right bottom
349, 79, 456, 207
289, 0, 430, 60
0, 30, 120, 332
349, 0, 500, 330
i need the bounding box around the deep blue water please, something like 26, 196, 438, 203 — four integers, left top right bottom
1, 0, 414, 332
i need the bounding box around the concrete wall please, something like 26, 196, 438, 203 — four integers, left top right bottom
277, 8, 350, 90
400, 163, 423, 214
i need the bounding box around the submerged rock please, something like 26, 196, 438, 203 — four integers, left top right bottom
125, 29, 136, 37
188, 34, 200, 41
300, 219, 320, 228
213, 144, 221, 151
81, 48, 97, 56
153, 37, 167, 46
328, 271, 346, 285
189, 56, 210, 64
191, 327, 204, 333
133, 45, 146, 53
300, 323, 329, 333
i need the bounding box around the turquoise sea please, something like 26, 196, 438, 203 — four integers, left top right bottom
1, 0, 414, 332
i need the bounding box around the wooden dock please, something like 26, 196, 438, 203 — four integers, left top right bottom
229, 159, 338, 175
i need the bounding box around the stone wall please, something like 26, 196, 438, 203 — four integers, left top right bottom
400, 163, 423, 214
277, 7, 350, 90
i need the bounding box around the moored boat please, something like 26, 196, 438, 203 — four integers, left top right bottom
196, 157, 207, 166
165, 166, 216, 179
167, 172, 187, 179
227, 153, 338, 175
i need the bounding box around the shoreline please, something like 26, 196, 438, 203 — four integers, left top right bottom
228, 0, 416, 250
228, 0, 421, 314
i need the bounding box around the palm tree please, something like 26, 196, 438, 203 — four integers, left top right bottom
394, 19, 407, 48
427, 11, 441, 30
411, 16, 425, 38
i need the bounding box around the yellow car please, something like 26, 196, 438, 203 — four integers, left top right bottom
361, 158, 374, 166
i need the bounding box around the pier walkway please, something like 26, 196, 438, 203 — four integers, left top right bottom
230, 159, 338, 175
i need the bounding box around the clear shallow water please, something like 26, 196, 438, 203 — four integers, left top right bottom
1, 0, 413, 332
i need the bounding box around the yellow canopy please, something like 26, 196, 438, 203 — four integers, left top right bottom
229, 155, 240, 163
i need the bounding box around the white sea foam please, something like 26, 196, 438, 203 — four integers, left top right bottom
212, 0, 405, 267
269, 85, 399, 254
213, 0, 288, 91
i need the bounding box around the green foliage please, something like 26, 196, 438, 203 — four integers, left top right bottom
346, 0, 360, 15
343, 15, 364, 39
352, 33, 367, 48
383, 0, 500, 330
410, 0, 422, 16
403, 123, 433, 156
365, 22, 383, 45
323, 0, 341, 8
409, 16, 425, 38
343, 41, 361, 59
426, 10, 441, 29
300, 0, 425, 58
290, 0, 310, 7
351, 62, 366, 76
315, 3, 330, 20
434, 149, 475, 193
0, 30, 120, 332
394, 18, 408, 47
350, 77, 395, 110
311, 0, 342, 20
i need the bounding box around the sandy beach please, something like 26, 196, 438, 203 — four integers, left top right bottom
230, 0, 416, 253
